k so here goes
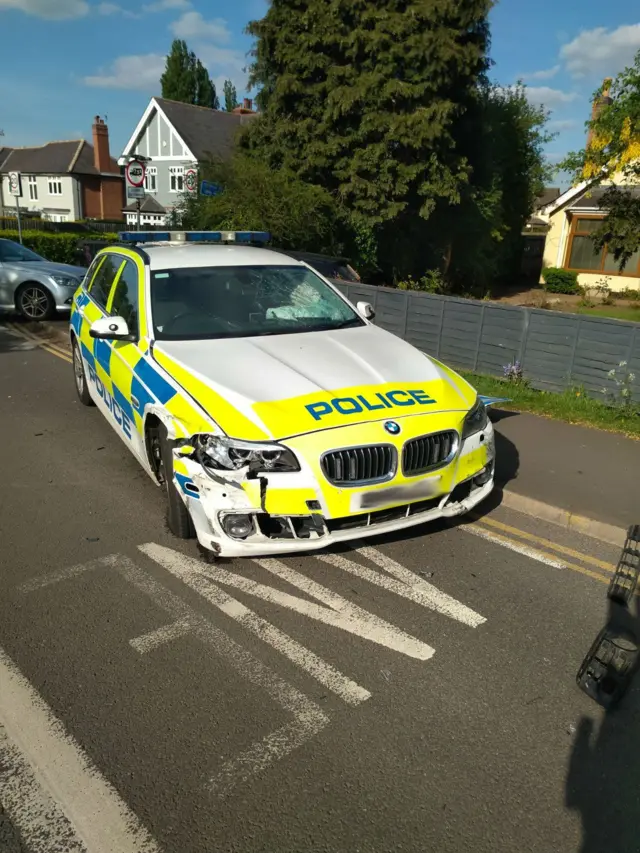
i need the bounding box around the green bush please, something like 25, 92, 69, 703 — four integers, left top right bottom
0, 230, 117, 265
541, 266, 581, 294
397, 270, 446, 293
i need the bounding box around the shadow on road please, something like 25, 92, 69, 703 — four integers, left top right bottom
0, 325, 36, 355
566, 592, 640, 853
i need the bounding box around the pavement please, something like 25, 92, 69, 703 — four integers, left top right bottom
2, 319, 640, 853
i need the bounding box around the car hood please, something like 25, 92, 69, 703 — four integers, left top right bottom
9, 261, 86, 279
152, 324, 478, 440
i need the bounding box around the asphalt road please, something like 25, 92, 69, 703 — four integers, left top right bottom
1, 322, 639, 853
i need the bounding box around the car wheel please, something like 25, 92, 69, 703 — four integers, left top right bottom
150, 422, 195, 539
16, 283, 55, 321
72, 339, 95, 406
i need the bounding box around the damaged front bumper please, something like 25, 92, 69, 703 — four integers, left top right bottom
171, 420, 496, 558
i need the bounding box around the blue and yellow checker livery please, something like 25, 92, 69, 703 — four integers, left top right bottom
69, 236, 496, 559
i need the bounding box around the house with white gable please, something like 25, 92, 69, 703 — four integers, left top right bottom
118, 97, 257, 226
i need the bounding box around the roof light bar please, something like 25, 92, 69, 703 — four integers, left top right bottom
118, 230, 271, 245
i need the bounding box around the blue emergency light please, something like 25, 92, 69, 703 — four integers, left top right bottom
118, 230, 271, 245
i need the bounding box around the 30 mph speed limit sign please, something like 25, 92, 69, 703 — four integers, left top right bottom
125, 160, 146, 188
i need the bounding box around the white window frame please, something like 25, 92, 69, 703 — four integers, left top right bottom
47, 176, 63, 196
144, 165, 157, 193
169, 166, 184, 193
27, 175, 38, 201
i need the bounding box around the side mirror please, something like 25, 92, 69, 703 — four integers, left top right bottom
356, 301, 375, 321
89, 316, 134, 341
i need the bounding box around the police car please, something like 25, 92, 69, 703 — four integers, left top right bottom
70, 231, 496, 558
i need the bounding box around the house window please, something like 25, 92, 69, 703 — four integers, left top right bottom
144, 166, 157, 193
27, 176, 38, 201
565, 216, 640, 277
169, 166, 184, 193
47, 177, 63, 196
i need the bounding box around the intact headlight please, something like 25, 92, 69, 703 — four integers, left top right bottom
51, 275, 78, 287
461, 397, 488, 440
196, 435, 300, 473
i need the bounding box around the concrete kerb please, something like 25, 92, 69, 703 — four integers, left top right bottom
500, 490, 627, 548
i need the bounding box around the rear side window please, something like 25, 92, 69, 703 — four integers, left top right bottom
89, 254, 123, 310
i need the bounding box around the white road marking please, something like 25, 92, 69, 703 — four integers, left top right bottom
19, 556, 109, 593
129, 617, 193, 654
138, 544, 370, 705
114, 554, 329, 796
0, 646, 160, 853
320, 547, 486, 628
463, 524, 566, 569
139, 546, 434, 660
252, 557, 434, 659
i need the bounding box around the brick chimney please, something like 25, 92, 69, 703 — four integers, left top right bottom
92, 115, 111, 172
232, 98, 255, 115
586, 78, 613, 148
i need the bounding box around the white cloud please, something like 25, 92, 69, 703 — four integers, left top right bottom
96, 1, 138, 16
561, 23, 640, 78
523, 65, 560, 81
170, 10, 230, 43
526, 86, 578, 109
142, 0, 190, 11
83, 53, 165, 91
0, 0, 88, 18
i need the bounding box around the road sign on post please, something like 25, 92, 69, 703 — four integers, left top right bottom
185, 169, 197, 193
125, 160, 146, 188
8, 172, 23, 244
125, 159, 147, 231
200, 180, 221, 197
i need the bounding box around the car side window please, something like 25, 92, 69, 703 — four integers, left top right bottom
89, 254, 123, 311
82, 255, 104, 290
109, 259, 139, 337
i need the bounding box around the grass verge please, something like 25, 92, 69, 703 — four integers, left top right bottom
461, 370, 640, 439
576, 305, 640, 322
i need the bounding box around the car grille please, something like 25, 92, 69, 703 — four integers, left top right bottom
321, 444, 396, 486
402, 430, 458, 476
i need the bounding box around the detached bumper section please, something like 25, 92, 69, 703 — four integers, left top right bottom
172, 419, 495, 556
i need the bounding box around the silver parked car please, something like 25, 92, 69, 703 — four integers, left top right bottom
0, 238, 87, 320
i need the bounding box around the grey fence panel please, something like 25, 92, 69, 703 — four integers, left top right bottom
476, 305, 526, 376
522, 311, 581, 391
331, 281, 640, 401
439, 299, 484, 369
405, 293, 444, 356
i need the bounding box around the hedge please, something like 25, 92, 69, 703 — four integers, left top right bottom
541, 266, 581, 295
0, 230, 118, 265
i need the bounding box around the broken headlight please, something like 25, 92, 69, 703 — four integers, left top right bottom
461, 397, 488, 440
195, 435, 300, 472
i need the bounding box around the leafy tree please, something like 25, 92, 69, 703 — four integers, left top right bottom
171, 153, 341, 252
445, 81, 554, 291
561, 50, 640, 270
243, 0, 492, 274
161, 39, 219, 109
223, 79, 239, 112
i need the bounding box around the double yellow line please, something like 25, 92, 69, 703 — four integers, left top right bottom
463, 514, 624, 590
5, 322, 72, 364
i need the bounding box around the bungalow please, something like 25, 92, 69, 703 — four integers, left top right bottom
536, 80, 639, 292
118, 97, 257, 226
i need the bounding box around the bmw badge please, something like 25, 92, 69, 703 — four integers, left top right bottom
384, 421, 401, 436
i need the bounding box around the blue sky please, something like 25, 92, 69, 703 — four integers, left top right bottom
1, 0, 639, 188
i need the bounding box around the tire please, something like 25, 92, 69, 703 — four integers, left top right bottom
151, 422, 195, 539
72, 338, 95, 406
16, 283, 55, 321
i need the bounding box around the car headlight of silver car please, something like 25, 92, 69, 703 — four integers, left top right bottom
195, 435, 300, 473
461, 397, 488, 440
50, 275, 79, 287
